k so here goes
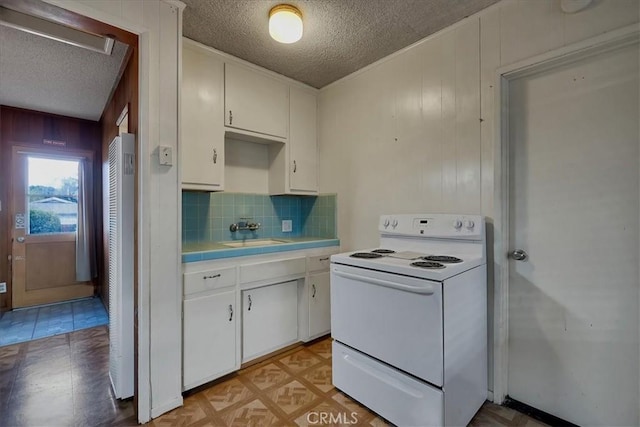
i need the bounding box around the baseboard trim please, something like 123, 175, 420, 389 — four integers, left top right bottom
151, 396, 183, 419
503, 397, 579, 427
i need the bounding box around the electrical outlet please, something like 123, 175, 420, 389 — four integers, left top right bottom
282, 220, 292, 233
0, 282, 6, 293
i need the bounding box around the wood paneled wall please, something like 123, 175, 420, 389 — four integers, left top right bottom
0, 106, 101, 312
99, 50, 138, 311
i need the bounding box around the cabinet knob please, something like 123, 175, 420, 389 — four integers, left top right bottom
293, 160, 297, 173
213, 148, 217, 164
228, 304, 233, 321
312, 284, 316, 298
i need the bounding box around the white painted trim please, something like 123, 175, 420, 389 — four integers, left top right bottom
176, 0, 184, 395
116, 104, 129, 127
495, 24, 640, 78
150, 396, 184, 418
137, 28, 152, 425
162, 0, 186, 12
43, 0, 147, 34
492, 23, 640, 405
182, 37, 318, 92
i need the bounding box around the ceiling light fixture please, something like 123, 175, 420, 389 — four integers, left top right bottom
269, 4, 303, 44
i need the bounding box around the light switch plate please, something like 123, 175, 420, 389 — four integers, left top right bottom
282, 220, 292, 232
0, 282, 6, 293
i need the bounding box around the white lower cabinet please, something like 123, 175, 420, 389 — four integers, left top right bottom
183, 289, 237, 390
242, 280, 298, 362
308, 272, 330, 338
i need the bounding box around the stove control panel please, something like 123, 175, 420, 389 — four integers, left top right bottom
379, 214, 484, 240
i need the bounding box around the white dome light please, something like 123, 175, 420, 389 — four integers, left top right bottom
269, 4, 303, 44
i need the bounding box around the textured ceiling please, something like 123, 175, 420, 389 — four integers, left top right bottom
182, 0, 501, 89
0, 24, 128, 121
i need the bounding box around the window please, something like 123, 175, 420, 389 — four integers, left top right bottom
27, 157, 79, 234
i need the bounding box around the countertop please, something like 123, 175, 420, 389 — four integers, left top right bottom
182, 237, 340, 263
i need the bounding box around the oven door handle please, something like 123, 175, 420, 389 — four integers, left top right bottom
332, 269, 434, 295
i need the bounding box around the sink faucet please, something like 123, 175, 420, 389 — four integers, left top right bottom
230, 218, 261, 232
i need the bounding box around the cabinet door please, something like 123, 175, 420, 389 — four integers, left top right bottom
308, 272, 330, 338
183, 290, 236, 389
242, 281, 298, 362
289, 87, 318, 193
224, 63, 289, 139
182, 44, 224, 190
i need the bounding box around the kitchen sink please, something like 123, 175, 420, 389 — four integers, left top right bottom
222, 239, 289, 248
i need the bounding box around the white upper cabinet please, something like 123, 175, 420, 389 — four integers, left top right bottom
224, 63, 289, 139
289, 87, 318, 193
181, 42, 225, 190
268, 86, 319, 195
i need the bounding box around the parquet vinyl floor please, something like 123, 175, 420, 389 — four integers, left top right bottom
0, 329, 548, 427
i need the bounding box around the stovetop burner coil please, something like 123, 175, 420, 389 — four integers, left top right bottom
410, 261, 446, 269
371, 249, 396, 254
350, 252, 384, 259
423, 255, 463, 263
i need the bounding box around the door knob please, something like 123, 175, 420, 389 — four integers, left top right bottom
16, 237, 25, 243
510, 249, 528, 261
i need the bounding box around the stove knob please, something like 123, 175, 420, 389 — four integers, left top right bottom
391, 218, 398, 228
383, 218, 390, 228
453, 219, 463, 229
464, 219, 475, 230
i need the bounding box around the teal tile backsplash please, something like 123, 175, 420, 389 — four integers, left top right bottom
182, 192, 337, 244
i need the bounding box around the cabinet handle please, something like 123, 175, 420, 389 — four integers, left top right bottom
229, 110, 233, 125
319, 257, 329, 261
203, 274, 221, 280
229, 304, 233, 321
248, 295, 252, 311
213, 148, 217, 164
312, 284, 316, 298
293, 160, 297, 173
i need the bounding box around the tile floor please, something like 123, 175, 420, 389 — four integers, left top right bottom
151, 337, 549, 427
0, 329, 549, 427
0, 297, 108, 347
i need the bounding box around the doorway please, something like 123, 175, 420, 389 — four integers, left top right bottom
11, 149, 94, 308
499, 35, 639, 425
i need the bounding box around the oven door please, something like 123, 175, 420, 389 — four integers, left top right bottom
331, 263, 443, 387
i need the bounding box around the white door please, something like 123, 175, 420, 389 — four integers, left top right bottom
181, 43, 225, 190
308, 271, 330, 337
242, 281, 298, 362
289, 86, 318, 193
507, 43, 639, 426
183, 290, 236, 390
224, 63, 289, 138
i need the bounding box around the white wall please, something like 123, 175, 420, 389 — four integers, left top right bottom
224, 137, 270, 193
45, 0, 183, 422
318, 0, 639, 393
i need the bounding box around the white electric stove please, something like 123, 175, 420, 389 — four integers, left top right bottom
330, 213, 487, 427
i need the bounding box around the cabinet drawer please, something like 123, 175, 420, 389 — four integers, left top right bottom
184, 266, 236, 295
239, 257, 306, 284
308, 254, 332, 272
